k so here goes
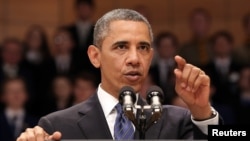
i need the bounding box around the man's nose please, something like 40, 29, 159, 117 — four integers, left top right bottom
126, 47, 140, 66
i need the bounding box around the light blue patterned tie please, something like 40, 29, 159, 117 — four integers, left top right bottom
114, 103, 134, 140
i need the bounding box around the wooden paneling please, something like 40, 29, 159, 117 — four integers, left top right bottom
7, 0, 59, 25
0, 0, 250, 46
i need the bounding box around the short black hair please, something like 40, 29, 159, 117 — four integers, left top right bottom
154, 31, 179, 48
1, 37, 23, 52
74, 71, 98, 88
242, 12, 250, 29
189, 7, 211, 21
75, 0, 95, 7
0, 77, 27, 97
210, 30, 234, 46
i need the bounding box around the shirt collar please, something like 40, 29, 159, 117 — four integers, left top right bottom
97, 84, 119, 118
97, 84, 139, 118
5, 107, 25, 119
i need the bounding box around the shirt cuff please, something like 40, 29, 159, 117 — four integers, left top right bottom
191, 108, 219, 135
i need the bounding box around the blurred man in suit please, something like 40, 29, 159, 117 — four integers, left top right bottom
150, 32, 179, 104
17, 9, 220, 141
178, 8, 213, 67
0, 38, 35, 112
66, 0, 98, 75
0, 78, 38, 141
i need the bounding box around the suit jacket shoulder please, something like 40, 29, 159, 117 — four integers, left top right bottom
38, 94, 112, 139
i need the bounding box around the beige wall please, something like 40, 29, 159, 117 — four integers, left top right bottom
0, 0, 249, 47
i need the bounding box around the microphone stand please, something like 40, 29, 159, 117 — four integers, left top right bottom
125, 105, 161, 140
138, 108, 146, 139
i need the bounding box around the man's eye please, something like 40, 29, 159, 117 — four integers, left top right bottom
138, 45, 150, 51
117, 44, 126, 49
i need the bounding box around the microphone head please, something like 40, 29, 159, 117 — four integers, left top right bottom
119, 86, 136, 105
146, 85, 164, 105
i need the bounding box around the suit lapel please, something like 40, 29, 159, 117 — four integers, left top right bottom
77, 94, 112, 139
134, 96, 163, 139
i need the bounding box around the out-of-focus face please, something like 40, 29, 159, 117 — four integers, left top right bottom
2, 80, 27, 109
2, 42, 23, 65
54, 31, 74, 54
77, 3, 93, 21
74, 79, 96, 103
213, 36, 232, 57
190, 13, 210, 37
157, 38, 176, 59
239, 68, 250, 91
89, 20, 153, 98
53, 77, 72, 100
27, 30, 42, 50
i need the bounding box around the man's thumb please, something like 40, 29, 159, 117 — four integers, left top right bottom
49, 131, 62, 141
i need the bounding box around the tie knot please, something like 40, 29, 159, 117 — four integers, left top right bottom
115, 103, 123, 114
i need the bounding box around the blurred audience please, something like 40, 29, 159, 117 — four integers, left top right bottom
22, 25, 52, 112
236, 65, 250, 124
45, 27, 80, 78
203, 30, 241, 106
72, 72, 97, 105
0, 38, 35, 103
150, 32, 178, 104
23, 24, 50, 67
46, 75, 74, 113
234, 12, 250, 66
66, 0, 99, 78
178, 8, 212, 67
203, 30, 241, 124
0, 78, 38, 141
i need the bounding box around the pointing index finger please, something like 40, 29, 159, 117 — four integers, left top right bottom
175, 55, 187, 70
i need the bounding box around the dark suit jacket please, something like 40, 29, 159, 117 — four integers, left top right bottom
149, 62, 177, 104
0, 112, 38, 141
202, 60, 241, 106
38, 93, 209, 140
66, 23, 100, 79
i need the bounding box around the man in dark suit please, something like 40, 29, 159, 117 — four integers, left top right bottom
150, 31, 179, 104
0, 78, 38, 141
66, 0, 97, 74
0, 38, 36, 111
17, 9, 220, 140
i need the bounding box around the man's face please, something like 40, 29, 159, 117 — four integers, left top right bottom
190, 13, 210, 37
95, 20, 153, 97
158, 38, 176, 59
2, 80, 27, 109
2, 42, 23, 65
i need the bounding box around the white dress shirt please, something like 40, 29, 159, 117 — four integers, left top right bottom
5, 108, 25, 137
55, 55, 71, 73
97, 84, 219, 138
3, 63, 18, 78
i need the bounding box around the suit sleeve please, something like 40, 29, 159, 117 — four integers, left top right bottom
38, 116, 55, 135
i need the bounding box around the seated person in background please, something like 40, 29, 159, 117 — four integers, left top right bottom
0, 77, 38, 141
237, 65, 250, 124
0, 38, 35, 103
17, 9, 221, 141
73, 71, 98, 104
203, 30, 241, 124
150, 31, 179, 104
46, 75, 74, 113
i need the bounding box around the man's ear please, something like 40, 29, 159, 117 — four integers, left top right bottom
87, 45, 101, 68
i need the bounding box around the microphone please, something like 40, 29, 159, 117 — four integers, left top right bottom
145, 85, 164, 130
146, 85, 164, 113
119, 86, 136, 111
119, 86, 137, 125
